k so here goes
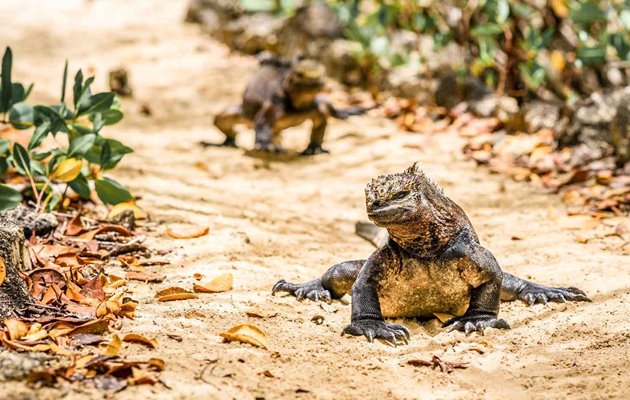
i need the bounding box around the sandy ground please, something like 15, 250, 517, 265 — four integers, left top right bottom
1, 1, 629, 399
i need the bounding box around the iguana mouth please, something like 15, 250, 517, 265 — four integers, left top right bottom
367, 207, 410, 225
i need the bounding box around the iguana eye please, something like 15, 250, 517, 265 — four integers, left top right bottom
393, 191, 409, 200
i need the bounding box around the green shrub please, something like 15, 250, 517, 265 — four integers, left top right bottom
0, 47, 133, 212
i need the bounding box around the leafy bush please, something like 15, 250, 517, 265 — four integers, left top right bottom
0, 47, 133, 212
329, 0, 629, 100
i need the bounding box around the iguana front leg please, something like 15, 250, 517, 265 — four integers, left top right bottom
501, 273, 590, 305
342, 248, 410, 346
443, 246, 510, 335
253, 103, 285, 153
301, 101, 329, 156
272, 260, 364, 302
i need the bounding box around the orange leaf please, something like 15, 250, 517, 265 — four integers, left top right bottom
193, 273, 233, 293
123, 333, 159, 349
219, 324, 268, 349
103, 334, 122, 356
108, 201, 148, 220
0, 257, 5, 287
3, 318, 29, 340
166, 226, 209, 239
157, 293, 199, 302
155, 287, 190, 298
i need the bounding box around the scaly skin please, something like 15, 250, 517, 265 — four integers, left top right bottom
273, 163, 590, 345
202, 55, 371, 155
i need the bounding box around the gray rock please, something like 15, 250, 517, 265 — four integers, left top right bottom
521, 101, 562, 132
221, 13, 282, 54
1, 206, 58, 238
383, 65, 432, 104
561, 86, 630, 165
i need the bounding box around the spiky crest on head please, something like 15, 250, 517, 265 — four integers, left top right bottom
365, 162, 444, 204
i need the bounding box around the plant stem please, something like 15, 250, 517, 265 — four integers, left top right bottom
35, 179, 50, 212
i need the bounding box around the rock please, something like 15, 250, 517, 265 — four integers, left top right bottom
185, 0, 242, 25
0, 219, 35, 318
275, 1, 343, 57
383, 65, 432, 104
320, 39, 364, 86
109, 68, 132, 97
561, 87, 630, 166
108, 209, 135, 231
434, 70, 461, 109
1, 206, 58, 238
0, 351, 48, 381
220, 13, 282, 54
469, 94, 518, 122
519, 101, 562, 133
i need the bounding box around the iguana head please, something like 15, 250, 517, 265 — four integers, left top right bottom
365, 163, 466, 255
285, 59, 325, 108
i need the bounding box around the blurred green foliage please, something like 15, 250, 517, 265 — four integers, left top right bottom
242, 0, 629, 100
330, 0, 629, 99
0, 47, 133, 212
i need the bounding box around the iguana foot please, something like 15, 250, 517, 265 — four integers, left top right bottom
301, 144, 329, 156
254, 142, 285, 153
271, 279, 332, 302
342, 319, 410, 346
199, 138, 238, 148
518, 283, 590, 305
443, 314, 510, 335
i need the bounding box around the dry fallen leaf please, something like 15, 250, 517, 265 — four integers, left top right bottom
65, 214, 85, 236
80, 224, 134, 240
406, 355, 468, 373
166, 226, 209, 239
0, 256, 5, 287
104, 334, 122, 356
3, 318, 29, 340
157, 293, 199, 302
123, 333, 159, 349
219, 324, 268, 349
193, 273, 204, 281
432, 313, 453, 323
108, 201, 148, 220
193, 273, 233, 293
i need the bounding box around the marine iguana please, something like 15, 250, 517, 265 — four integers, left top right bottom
201, 54, 371, 155
272, 163, 590, 345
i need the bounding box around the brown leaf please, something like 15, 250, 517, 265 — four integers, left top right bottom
68, 318, 110, 336
166, 226, 209, 239
193, 273, 204, 281
104, 334, 122, 356
193, 273, 233, 293
219, 324, 268, 349
65, 214, 85, 236
80, 224, 134, 240
432, 313, 453, 323
123, 333, 159, 349
126, 271, 166, 283
155, 286, 191, 298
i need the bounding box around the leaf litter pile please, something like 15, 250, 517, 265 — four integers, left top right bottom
381, 98, 629, 217
0, 202, 169, 392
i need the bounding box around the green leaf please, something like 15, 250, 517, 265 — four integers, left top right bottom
0, 183, 22, 211
11, 83, 27, 103
61, 60, 68, 103
95, 177, 133, 205
8, 102, 34, 129
0, 138, 10, 155
12, 143, 31, 176
577, 44, 607, 66
34, 105, 68, 134
73, 69, 83, 108
84, 137, 133, 169
28, 120, 51, 150
69, 174, 91, 199
68, 133, 96, 157
77, 92, 115, 116
1, 47, 12, 113
471, 23, 503, 38
570, 1, 606, 27
100, 108, 124, 125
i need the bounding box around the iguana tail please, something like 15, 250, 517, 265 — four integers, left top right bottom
355, 222, 389, 248
327, 103, 377, 120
